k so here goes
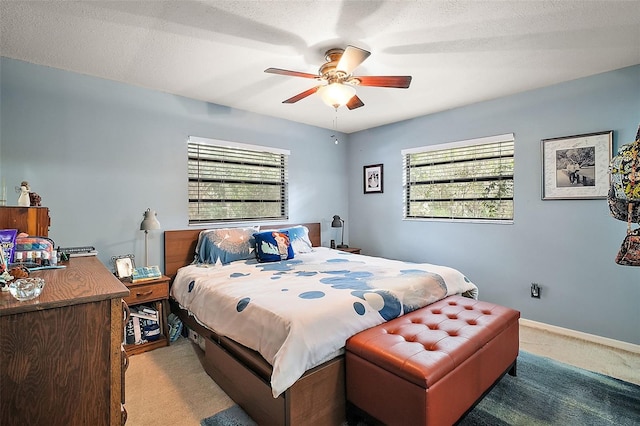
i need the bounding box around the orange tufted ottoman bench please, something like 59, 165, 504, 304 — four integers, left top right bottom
346, 295, 520, 426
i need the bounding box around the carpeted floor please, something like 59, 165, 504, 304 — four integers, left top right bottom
125, 338, 234, 425
126, 325, 640, 426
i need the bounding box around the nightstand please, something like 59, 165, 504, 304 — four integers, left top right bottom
337, 247, 361, 254
122, 275, 170, 355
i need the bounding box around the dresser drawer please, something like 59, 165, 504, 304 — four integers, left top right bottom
123, 281, 168, 305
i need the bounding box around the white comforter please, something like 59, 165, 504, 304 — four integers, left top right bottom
171, 247, 477, 397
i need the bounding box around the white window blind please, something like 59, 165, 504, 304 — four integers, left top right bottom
402, 134, 515, 222
188, 137, 289, 224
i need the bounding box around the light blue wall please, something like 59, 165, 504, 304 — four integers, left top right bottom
347, 65, 640, 344
2, 57, 639, 345
0, 58, 348, 269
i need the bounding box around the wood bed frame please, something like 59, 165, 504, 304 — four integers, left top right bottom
164, 223, 346, 425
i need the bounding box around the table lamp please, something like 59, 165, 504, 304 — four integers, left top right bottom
331, 215, 348, 248
140, 208, 161, 266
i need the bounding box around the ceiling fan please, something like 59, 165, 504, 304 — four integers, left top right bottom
264, 45, 412, 110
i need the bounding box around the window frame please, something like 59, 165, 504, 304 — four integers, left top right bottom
187, 136, 290, 225
402, 133, 515, 224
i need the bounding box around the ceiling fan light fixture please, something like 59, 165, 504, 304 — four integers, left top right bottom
318, 83, 356, 109
265, 45, 410, 111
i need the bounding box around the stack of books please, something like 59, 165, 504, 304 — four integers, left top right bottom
124, 305, 162, 345
131, 265, 162, 283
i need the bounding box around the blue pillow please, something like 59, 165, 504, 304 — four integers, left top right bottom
197, 226, 259, 265
279, 226, 313, 253
260, 225, 313, 254
254, 230, 294, 263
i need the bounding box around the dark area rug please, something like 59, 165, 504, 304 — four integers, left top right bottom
457, 351, 640, 425
201, 351, 640, 426
200, 404, 257, 426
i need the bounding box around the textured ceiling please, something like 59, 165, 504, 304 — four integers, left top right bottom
1, 1, 639, 133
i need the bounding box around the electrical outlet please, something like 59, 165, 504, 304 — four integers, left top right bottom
530, 283, 541, 298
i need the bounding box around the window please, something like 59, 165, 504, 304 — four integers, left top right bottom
402, 133, 514, 222
188, 137, 289, 224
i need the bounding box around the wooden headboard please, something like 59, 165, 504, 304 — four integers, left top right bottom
164, 222, 321, 280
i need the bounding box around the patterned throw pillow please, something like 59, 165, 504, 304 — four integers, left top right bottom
197, 226, 259, 265
280, 226, 313, 253
260, 225, 313, 254
253, 230, 294, 263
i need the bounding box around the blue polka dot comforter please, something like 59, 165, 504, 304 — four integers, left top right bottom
170, 247, 478, 397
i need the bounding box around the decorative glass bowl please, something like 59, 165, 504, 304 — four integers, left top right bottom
8, 277, 45, 301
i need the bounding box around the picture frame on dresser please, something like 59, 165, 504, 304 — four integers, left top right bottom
112, 254, 135, 279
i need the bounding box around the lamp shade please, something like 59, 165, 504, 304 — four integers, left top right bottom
140, 208, 161, 231
318, 83, 356, 109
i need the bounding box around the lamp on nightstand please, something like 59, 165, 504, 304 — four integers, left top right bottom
140, 208, 161, 267
331, 215, 348, 248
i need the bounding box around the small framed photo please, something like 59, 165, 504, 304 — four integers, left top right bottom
541, 131, 613, 200
363, 163, 384, 194
112, 254, 135, 279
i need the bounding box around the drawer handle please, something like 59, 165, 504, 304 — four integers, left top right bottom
121, 348, 129, 404
122, 348, 130, 372
135, 290, 153, 297
122, 300, 130, 322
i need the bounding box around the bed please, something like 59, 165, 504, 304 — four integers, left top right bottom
164, 223, 477, 425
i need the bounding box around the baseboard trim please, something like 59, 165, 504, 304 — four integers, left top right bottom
520, 318, 640, 354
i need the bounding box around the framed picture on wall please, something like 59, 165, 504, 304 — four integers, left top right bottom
541, 130, 613, 200
363, 164, 384, 194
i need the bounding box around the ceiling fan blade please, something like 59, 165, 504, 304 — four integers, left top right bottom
337, 45, 371, 75
346, 95, 364, 110
282, 86, 321, 104
354, 75, 412, 88
264, 68, 318, 79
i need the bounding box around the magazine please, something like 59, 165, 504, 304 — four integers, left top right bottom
0, 229, 18, 264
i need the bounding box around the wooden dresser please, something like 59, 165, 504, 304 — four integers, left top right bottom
0, 206, 51, 236
0, 257, 130, 426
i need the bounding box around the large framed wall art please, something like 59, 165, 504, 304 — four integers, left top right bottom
541, 131, 613, 200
